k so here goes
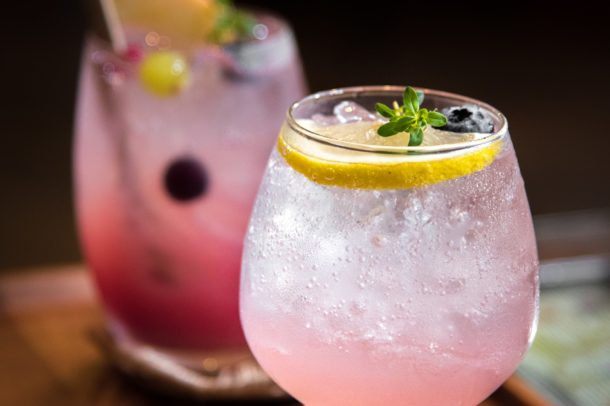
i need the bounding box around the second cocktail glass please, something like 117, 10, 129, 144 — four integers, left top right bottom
74, 4, 306, 369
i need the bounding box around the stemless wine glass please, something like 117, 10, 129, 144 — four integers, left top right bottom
240, 86, 539, 405
74, 9, 306, 369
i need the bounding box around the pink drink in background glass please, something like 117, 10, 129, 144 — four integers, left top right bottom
240, 87, 539, 405
74, 12, 306, 354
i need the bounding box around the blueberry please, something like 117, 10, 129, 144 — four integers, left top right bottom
164, 157, 208, 202
440, 104, 494, 133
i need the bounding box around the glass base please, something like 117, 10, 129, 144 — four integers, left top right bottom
96, 318, 286, 400
108, 317, 251, 374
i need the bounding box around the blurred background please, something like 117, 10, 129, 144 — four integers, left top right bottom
1, 2, 610, 405
2, 0, 610, 270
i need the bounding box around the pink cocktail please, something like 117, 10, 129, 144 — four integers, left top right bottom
241, 86, 539, 405
74, 8, 306, 358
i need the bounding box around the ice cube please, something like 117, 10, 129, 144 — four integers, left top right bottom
311, 113, 339, 126
309, 102, 378, 127
333, 101, 377, 123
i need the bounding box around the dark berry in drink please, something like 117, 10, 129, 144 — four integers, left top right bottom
164, 157, 208, 202
440, 105, 494, 133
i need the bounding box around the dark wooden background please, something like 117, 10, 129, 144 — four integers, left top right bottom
2, 0, 610, 270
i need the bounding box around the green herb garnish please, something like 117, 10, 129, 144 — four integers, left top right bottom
375, 86, 448, 146
210, 0, 256, 44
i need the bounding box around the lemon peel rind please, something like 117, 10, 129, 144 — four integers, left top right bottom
277, 136, 502, 189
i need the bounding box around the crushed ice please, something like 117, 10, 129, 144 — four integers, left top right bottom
312, 101, 379, 126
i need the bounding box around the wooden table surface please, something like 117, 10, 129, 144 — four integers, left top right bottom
0, 264, 554, 406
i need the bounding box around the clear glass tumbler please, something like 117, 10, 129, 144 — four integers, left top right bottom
240, 86, 539, 405
74, 11, 307, 367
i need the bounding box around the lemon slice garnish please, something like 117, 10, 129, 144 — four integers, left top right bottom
277, 120, 502, 189
114, 0, 220, 45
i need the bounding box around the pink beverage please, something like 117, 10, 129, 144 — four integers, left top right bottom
241, 87, 539, 405
74, 9, 306, 354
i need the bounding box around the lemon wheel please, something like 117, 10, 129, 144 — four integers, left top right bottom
277, 123, 502, 190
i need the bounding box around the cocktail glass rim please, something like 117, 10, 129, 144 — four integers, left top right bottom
87, 9, 293, 57
286, 85, 508, 155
